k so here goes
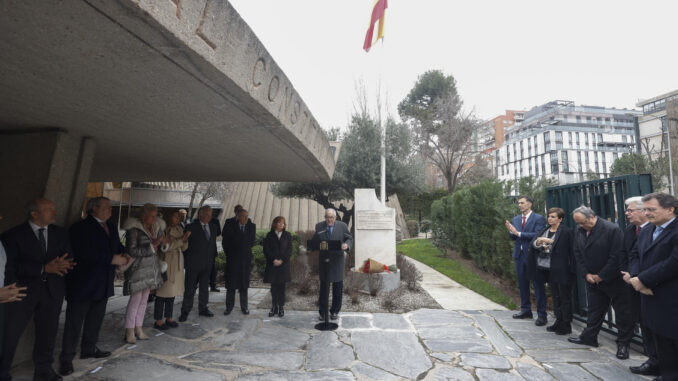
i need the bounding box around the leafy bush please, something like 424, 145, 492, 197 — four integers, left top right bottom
419, 219, 432, 233
406, 220, 419, 237
431, 179, 517, 282
251, 245, 265, 277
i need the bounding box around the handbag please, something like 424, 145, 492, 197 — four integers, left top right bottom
536, 250, 551, 270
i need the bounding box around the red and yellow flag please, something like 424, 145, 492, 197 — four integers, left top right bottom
363, 0, 388, 52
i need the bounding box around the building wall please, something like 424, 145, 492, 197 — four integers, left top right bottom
495, 101, 639, 187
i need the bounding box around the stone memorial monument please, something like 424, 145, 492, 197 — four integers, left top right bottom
353, 189, 400, 292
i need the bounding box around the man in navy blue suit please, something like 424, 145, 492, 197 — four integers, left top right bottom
625, 193, 678, 381
58, 197, 129, 376
505, 195, 547, 324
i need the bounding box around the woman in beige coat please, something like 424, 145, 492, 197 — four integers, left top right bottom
153, 211, 190, 330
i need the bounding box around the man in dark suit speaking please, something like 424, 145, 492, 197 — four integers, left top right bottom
505, 196, 546, 324
313, 208, 352, 321
1, 198, 75, 381
625, 193, 678, 381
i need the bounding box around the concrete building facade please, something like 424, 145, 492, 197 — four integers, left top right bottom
495, 100, 640, 186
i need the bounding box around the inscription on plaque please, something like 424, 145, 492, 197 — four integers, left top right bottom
355, 210, 393, 230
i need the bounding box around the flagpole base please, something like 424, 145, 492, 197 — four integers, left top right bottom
314, 322, 339, 331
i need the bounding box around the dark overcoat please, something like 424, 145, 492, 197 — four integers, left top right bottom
573, 217, 624, 283
527, 224, 576, 285
222, 219, 256, 290
629, 218, 678, 339
65, 215, 123, 302
313, 221, 353, 283
263, 230, 292, 284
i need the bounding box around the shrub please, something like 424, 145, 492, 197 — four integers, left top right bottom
397, 253, 422, 290
419, 219, 432, 233
215, 250, 226, 272
367, 273, 384, 296
406, 220, 419, 237
290, 258, 316, 295
251, 245, 265, 277
430, 180, 517, 282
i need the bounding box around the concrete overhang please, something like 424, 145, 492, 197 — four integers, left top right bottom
0, 0, 335, 182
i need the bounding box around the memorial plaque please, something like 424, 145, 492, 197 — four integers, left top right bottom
355, 210, 394, 230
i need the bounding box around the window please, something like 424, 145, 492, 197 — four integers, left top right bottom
543, 132, 551, 151
577, 151, 583, 173
585, 133, 589, 146
622, 135, 627, 143
550, 152, 559, 174
568, 132, 573, 147
541, 155, 546, 175
613, 152, 619, 161
555, 131, 563, 149
585, 151, 590, 164
602, 159, 607, 173
562, 151, 569, 172
576, 133, 581, 148
535, 158, 539, 176
576, 116, 581, 123
528, 160, 532, 176
520, 141, 524, 159
598, 133, 603, 143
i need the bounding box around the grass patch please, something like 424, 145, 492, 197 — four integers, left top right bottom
397, 239, 517, 310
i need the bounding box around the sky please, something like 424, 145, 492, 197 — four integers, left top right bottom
229, 0, 678, 129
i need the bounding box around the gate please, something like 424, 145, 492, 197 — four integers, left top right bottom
545, 174, 653, 342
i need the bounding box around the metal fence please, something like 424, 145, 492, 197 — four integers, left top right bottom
545, 174, 653, 343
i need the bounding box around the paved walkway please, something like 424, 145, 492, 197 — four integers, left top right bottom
9, 265, 650, 380
406, 256, 506, 311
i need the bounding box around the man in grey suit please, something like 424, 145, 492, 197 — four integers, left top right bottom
313, 208, 352, 321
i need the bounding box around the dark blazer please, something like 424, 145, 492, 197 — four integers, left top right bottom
313, 221, 353, 283
620, 223, 642, 272
573, 217, 624, 283
65, 215, 124, 302
629, 218, 678, 339
263, 230, 292, 284
509, 212, 546, 259
222, 219, 256, 290
183, 220, 218, 271
1, 221, 71, 298
527, 225, 575, 285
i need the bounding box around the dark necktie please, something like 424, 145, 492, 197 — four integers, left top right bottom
203, 224, 210, 240
101, 222, 110, 237
38, 228, 47, 253
328, 226, 333, 237
240, 225, 245, 233
635, 226, 640, 236
521, 216, 526, 231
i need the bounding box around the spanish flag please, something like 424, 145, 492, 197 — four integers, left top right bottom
363, 0, 388, 52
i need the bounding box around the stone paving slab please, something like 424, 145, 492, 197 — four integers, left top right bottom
8, 287, 653, 381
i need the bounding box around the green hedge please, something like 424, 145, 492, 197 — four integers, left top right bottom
431, 180, 517, 282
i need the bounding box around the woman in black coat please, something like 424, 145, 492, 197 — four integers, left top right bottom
263, 216, 292, 317
528, 207, 576, 335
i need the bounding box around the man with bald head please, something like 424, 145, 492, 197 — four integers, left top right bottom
1, 198, 75, 381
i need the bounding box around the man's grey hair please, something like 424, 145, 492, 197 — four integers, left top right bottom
85, 197, 110, 215
573, 205, 596, 219
625, 196, 644, 210
325, 208, 337, 217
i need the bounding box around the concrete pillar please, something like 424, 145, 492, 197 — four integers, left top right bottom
0, 128, 95, 366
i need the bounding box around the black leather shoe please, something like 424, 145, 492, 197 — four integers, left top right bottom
629, 362, 660, 376
568, 337, 599, 347
178, 313, 188, 322
34, 368, 62, 381
555, 322, 572, 335
210, 287, 220, 292
512, 311, 533, 319
546, 320, 561, 332
199, 309, 214, 317
318, 313, 327, 321
58, 362, 73, 376
278, 307, 284, 317
223, 308, 232, 316
153, 322, 169, 331
165, 319, 179, 328
80, 347, 111, 359
330, 312, 338, 320
616, 343, 630, 359
241, 308, 250, 315
269, 306, 278, 317
535, 317, 547, 326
